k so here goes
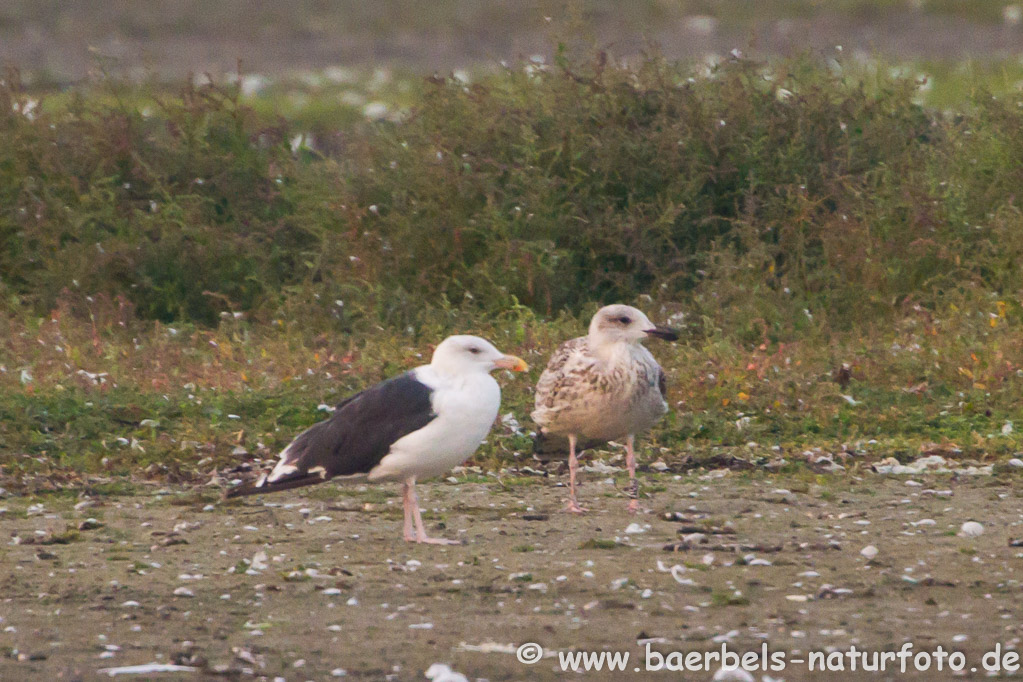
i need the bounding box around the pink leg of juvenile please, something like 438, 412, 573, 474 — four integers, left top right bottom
565, 434, 587, 513
626, 434, 640, 514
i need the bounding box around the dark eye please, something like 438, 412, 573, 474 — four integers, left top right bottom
618, 316, 631, 324
468, 347, 481, 354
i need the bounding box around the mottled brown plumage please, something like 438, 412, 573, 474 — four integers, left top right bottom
532, 305, 677, 513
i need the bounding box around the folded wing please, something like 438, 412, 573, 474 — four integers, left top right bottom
226, 372, 436, 497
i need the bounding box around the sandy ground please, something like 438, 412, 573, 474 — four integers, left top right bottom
1, 469, 1022, 681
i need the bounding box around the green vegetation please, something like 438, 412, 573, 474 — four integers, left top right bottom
3, 49, 1023, 487
579, 539, 625, 550
711, 590, 752, 607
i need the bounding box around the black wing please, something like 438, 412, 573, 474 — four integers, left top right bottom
226, 372, 436, 497
658, 367, 667, 400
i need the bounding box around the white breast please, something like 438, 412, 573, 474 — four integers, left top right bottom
367, 368, 501, 482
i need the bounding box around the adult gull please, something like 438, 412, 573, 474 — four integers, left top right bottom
227, 335, 528, 544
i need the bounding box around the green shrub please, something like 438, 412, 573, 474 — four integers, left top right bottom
3, 53, 1023, 338
341, 52, 941, 331
1, 73, 309, 323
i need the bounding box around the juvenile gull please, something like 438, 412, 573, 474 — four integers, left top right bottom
226, 335, 528, 544
532, 305, 678, 513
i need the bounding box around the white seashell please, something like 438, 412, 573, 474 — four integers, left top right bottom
959, 521, 984, 537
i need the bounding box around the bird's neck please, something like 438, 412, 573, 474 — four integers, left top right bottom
423, 364, 488, 387
590, 337, 638, 365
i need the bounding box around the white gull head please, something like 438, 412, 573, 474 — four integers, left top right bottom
429, 335, 528, 376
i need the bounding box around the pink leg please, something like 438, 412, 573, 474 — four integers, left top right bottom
626, 434, 641, 514
406, 479, 461, 545
401, 480, 416, 542
565, 434, 587, 513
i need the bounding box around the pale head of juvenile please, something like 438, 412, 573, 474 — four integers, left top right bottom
587, 304, 680, 346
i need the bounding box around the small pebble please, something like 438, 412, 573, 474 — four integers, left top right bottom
959, 521, 984, 537
425, 663, 468, 682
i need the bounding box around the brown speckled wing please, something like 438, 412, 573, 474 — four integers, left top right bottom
533, 336, 590, 412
